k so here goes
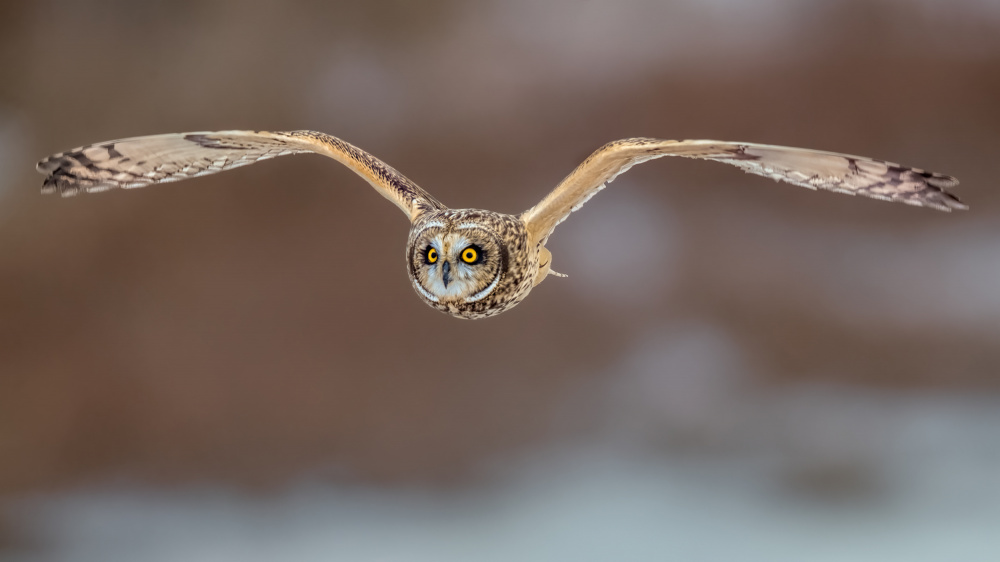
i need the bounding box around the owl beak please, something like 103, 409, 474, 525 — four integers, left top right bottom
442, 261, 451, 287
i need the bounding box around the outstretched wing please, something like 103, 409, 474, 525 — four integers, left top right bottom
36, 130, 445, 221
521, 139, 964, 245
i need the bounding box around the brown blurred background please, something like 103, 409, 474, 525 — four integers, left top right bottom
1, 0, 999, 559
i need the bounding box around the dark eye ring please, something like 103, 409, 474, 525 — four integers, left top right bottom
426, 246, 438, 264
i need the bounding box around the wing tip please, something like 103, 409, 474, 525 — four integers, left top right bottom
40, 174, 82, 197
924, 174, 967, 212
897, 186, 967, 212
861, 165, 965, 212
913, 169, 965, 211
37, 151, 82, 196
37, 147, 124, 196
38, 163, 99, 197
938, 192, 968, 212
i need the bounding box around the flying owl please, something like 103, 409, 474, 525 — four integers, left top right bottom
36, 130, 964, 319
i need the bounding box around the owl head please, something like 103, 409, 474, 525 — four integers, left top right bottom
406, 210, 532, 318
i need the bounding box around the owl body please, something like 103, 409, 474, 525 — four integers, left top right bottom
406, 209, 539, 319
36, 129, 963, 319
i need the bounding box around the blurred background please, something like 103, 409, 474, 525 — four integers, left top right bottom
1, 0, 999, 560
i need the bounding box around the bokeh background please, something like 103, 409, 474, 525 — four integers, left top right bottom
1, 0, 999, 560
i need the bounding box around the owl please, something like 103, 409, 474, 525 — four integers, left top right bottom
37, 130, 963, 319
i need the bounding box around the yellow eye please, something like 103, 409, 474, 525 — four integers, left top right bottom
426, 247, 438, 263
461, 247, 478, 264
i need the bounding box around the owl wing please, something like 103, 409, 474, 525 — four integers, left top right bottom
36, 130, 445, 221
521, 139, 964, 245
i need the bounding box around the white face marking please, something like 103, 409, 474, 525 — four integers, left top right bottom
417, 231, 498, 302
413, 280, 440, 302
463, 271, 501, 303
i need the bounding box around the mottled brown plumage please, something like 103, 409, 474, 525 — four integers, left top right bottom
36, 130, 964, 319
